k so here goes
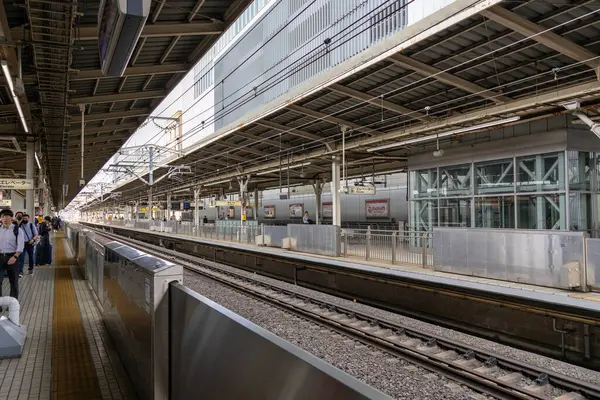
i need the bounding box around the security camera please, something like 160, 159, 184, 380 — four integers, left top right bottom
433, 149, 444, 157
79, 179, 86, 188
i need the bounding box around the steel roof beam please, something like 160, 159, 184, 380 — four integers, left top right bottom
72, 63, 189, 80
329, 83, 429, 121
12, 21, 225, 41
69, 109, 151, 123
480, 6, 600, 79
234, 131, 291, 148
155, 80, 600, 194
388, 54, 511, 103
67, 133, 130, 146
70, 90, 165, 105
70, 122, 138, 135
287, 104, 383, 136
188, 0, 207, 22
254, 120, 324, 142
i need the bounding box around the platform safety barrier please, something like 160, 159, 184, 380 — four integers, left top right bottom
84, 218, 433, 267
64, 222, 390, 400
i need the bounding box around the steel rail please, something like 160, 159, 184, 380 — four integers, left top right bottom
91, 227, 600, 400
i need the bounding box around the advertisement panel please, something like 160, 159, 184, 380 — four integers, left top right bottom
264, 205, 276, 219
289, 204, 304, 218
365, 199, 389, 218
322, 202, 332, 218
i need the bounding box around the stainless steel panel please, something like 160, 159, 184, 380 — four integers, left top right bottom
434, 228, 585, 289
288, 224, 341, 256
100, 240, 182, 400
170, 283, 390, 400
587, 238, 600, 290
263, 225, 288, 247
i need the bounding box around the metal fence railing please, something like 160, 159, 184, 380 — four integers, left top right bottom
83, 219, 432, 267
342, 229, 432, 267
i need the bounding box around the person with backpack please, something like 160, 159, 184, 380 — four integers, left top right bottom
0, 209, 24, 300
19, 214, 38, 276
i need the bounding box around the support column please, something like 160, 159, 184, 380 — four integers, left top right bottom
166, 192, 172, 220
148, 188, 153, 219
148, 146, 154, 219
26, 140, 35, 217
237, 175, 250, 227
313, 179, 324, 225
194, 187, 200, 227
331, 156, 341, 227
253, 187, 259, 221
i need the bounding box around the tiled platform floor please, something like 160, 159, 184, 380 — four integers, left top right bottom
0, 232, 136, 400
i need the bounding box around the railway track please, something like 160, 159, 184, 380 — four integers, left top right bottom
93, 228, 599, 400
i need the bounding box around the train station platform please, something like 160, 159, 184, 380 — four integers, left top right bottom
84, 222, 600, 316
0, 232, 135, 400
78, 221, 600, 370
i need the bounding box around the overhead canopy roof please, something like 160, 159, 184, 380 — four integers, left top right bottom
100, 0, 600, 206
0, 0, 252, 205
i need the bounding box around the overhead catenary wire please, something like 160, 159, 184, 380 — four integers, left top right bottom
114, 59, 600, 203
80, 2, 600, 205
93, 0, 421, 176
92, 0, 422, 180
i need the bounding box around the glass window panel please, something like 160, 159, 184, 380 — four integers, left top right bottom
410, 169, 437, 199
516, 195, 537, 229
439, 164, 472, 197
475, 159, 514, 194
569, 192, 591, 232
516, 152, 564, 192
475, 196, 515, 228
516, 194, 564, 230
567, 151, 592, 191
439, 198, 471, 228
410, 200, 438, 231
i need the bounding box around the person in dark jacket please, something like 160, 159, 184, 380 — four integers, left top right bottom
35, 217, 51, 266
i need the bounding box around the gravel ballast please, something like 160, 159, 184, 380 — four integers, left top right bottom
183, 262, 600, 388
184, 271, 486, 400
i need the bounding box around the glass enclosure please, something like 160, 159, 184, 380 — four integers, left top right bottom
409, 151, 599, 234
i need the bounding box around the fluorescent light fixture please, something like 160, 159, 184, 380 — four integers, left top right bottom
256, 162, 312, 176
367, 116, 521, 152
34, 152, 42, 170
1, 60, 29, 133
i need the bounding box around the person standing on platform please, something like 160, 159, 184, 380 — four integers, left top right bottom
19, 214, 38, 275
36, 217, 51, 266
0, 209, 24, 300
13, 212, 25, 277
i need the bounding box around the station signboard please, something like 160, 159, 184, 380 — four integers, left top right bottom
343, 185, 376, 195
0, 179, 34, 190
365, 199, 389, 218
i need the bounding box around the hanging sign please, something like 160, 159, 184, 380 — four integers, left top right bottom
264, 205, 276, 219
289, 204, 304, 218
0, 179, 34, 190
365, 199, 389, 218
0, 200, 11, 207
214, 200, 255, 207
322, 202, 332, 218
343, 185, 376, 195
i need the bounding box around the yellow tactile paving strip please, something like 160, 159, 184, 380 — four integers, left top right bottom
52, 235, 103, 400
